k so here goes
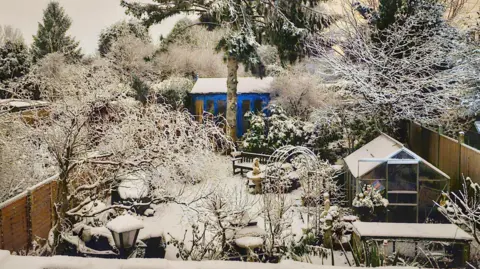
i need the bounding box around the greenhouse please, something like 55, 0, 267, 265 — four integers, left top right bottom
344, 134, 450, 223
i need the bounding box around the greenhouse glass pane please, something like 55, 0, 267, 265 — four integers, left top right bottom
391, 150, 416, 160
388, 163, 417, 191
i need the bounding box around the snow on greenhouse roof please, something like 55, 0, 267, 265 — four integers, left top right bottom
190, 77, 274, 94
353, 222, 473, 242
344, 133, 449, 179
106, 214, 144, 234
344, 133, 403, 178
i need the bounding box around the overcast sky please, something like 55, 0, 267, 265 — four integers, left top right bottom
0, 0, 195, 55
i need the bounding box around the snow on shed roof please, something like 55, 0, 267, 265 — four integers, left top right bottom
190, 77, 274, 94
106, 214, 144, 233
353, 222, 473, 242
0, 99, 49, 109
344, 133, 403, 178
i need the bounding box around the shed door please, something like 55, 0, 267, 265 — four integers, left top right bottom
195, 100, 203, 123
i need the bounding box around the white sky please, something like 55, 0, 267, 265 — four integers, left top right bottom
0, 0, 196, 55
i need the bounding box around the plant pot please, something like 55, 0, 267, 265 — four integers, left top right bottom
353, 206, 387, 222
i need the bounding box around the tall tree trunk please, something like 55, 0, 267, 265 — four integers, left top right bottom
226, 56, 239, 142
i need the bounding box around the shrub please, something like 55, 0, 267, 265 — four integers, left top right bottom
241, 105, 341, 161
0, 40, 30, 81
151, 77, 194, 109
98, 20, 150, 56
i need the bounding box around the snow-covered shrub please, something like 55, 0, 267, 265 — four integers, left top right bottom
151, 76, 193, 109
242, 105, 341, 161
98, 20, 150, 57
0, 40, 30, 82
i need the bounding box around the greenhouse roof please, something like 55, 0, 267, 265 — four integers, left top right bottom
190, 77, 274, 94
344, 133, 449, 179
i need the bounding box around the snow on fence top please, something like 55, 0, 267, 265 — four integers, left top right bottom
0, 250, 418, 269
106, 214, 144, 233
353, 222, 473, 242
191, 77, 274, 94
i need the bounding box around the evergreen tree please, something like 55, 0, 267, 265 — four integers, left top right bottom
98, 20, 150, 57
0, 40, 30, 82
31, 1, 82, 62
121, 0, 333, 141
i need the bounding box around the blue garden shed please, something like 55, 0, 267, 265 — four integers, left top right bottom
190, 77, 274, 137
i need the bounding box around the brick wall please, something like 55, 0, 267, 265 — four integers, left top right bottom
0, 175, 58, 253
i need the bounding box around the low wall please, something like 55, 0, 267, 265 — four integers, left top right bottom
0, 250, 418, 269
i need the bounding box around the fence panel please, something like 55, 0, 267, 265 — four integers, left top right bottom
31, 183, 53, 240
1, 196, 28, 252
461, 144, 480, 184
438, 135, 460, 189
423, 127, 439, 167
409, 122, 423, 156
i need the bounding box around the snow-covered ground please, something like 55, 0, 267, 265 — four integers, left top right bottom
139, 166, 353, 266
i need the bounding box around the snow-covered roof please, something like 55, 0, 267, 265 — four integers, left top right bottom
0, 99, 49, 109
190, 77, 274, 94
353, 222, 473, 242
106, 214, 144, 233
344, 133, 449, 179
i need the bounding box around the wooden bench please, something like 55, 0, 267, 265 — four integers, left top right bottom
232, 152, 270, 175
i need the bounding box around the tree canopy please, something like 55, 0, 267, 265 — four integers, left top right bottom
31, 1, 82, 62
98, 20, 151, 56
121, 0, 334, 140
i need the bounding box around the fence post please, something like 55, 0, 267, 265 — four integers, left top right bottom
26, 188, 33, 253
457, 132, 465, 190
0, 207, 3, 249
437, 125, 443, 167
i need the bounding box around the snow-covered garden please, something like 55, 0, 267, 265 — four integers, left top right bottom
1, 0, 480, 267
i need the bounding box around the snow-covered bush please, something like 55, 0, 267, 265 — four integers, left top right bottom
98, 20, 150, 57
241, 105, 340, 161
151, 76, 193, 109
0, 40, 30, 82
437, 176, 480, 245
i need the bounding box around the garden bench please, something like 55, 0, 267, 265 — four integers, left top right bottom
231, 152, 270, 175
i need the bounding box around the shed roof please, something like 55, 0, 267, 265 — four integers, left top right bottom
344, 133, 449, 179
190, 77, 274, 94
353, 222, 473, 242
0, 99, 49, 110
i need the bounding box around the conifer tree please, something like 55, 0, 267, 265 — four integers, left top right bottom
31, 1, 82, 62
122, 0, 333, 141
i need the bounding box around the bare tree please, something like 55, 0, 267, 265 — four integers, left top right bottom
0, 25, 23, 46
309, 0, 479, 131
170, 182, 260, 261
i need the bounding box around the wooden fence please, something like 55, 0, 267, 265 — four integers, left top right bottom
408, 122, 480, 190
0, 175, 58, 253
